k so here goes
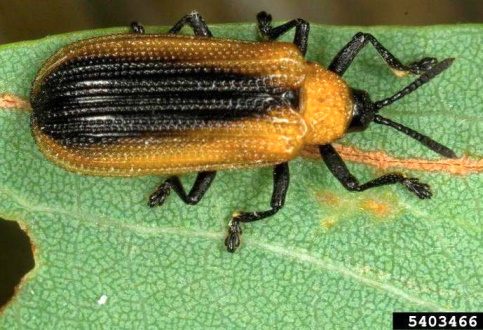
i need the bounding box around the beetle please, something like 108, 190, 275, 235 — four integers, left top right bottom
30, 11, 456, 252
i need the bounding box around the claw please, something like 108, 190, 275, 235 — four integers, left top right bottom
130, 21, 145, 34
257, 11, 272, 23
225, 218, 242, 253
403, 178, 432, 199
148, 184, 171, 207
256, 11, 273, 39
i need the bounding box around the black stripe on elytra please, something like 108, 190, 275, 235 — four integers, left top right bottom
40, 59, 256, 87
32, 56, 299, 146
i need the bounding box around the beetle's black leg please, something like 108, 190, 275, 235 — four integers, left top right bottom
130, 21, 145, 34
328, 32, 438, 76
225, 163, 289, 252
319, 144, 432, 199
149, 171, 217, 207
256, 11, 310, 55
168, 10, 212, 37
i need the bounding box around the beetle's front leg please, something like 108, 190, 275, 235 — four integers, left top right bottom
225, 163, 289, 252
256, 11, 310, 55
149, 171, 216, 207
328, 32, 438, 76
319, 144, 432, 199
168, 11, 212, 37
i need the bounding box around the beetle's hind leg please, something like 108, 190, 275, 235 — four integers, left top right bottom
149, 171, 216, 207
130, 22, 145, 34
319, 144, 432, 199
168, 11, 212, 37
328, 32, 439, 76
256, 11, 310, 55
225, 163, 289, 252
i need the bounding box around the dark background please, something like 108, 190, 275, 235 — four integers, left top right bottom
0, 0, 481, 43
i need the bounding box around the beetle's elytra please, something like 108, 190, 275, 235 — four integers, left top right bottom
30, 11, 456, 252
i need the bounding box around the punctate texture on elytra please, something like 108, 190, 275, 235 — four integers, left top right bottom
30, 33, 351, 176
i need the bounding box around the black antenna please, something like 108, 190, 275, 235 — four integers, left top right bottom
374, 58, 455, 111
374, 114, 457, 158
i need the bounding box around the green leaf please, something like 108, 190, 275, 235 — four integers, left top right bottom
0, 24, 481, 328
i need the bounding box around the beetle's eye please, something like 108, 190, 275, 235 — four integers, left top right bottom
348, 89, 375, 132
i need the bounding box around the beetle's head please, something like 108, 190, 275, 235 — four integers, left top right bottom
346, 58, 457, 158
348, 88, 375, 132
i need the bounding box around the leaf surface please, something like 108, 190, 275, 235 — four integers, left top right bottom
0, 24, 481, 329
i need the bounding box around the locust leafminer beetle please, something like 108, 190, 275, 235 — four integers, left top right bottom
30, 11, 456, 252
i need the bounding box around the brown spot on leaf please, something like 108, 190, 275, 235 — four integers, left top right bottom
303, 145, 482, 175
0, 93, 31, 111
320, 217, 337, 229
315, 191, 340, 207
361, 199, 392, 217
